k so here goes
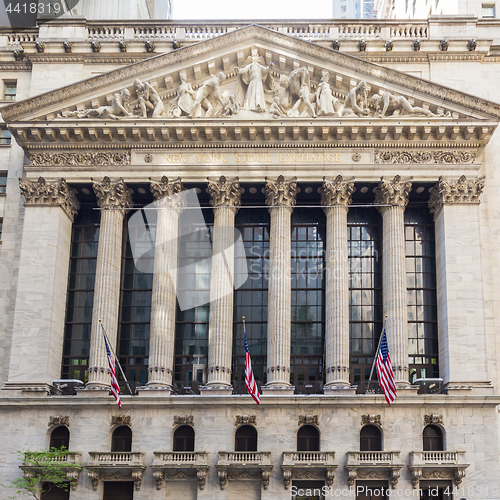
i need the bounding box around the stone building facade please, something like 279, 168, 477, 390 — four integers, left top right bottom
0, 15, 499, 500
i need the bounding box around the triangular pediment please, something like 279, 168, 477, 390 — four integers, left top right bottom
3, 24, 499, 148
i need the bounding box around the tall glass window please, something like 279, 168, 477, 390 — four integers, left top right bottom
62, 208, 99, 382
348, 207, 382, 385
232, 208, 269, 393
405, 206, 439, 382
290, 207, 325, 389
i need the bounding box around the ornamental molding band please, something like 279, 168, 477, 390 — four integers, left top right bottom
207, 176, 241, 208
173, 415, 194, 426
92, 177, 133, 210
298, 415, 319, 426
111, 415, 131, 426
374, 175, 413, 207
374, 150, 477, 164
428, 175, 485, 216
236, 415, 257, 426
361, 415, 381, 426
321, 175, 355, 207
48, 415, 70, 427
265, 176, 297, 207
19, 177, 80, 221
29, 152, 131, 166
423, 414, 443, 425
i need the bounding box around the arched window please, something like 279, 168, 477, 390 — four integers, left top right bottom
173, 425, 195, 452
360, 425, 382, 451
297, 425, 320, 452
235, 425, 257, 452
49, 426, 69, 450
111, 426, 132, 452
423, 425, 444, 451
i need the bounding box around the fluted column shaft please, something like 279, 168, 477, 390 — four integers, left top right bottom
147, 177, 184, 388
375, 176, 412, 387
322, 176, 354, 387
265, 176, 297, 388
206, 176, 241, 388
88, 178, 132, 388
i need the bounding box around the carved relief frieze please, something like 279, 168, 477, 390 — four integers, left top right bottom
19, 177, 80, 221
265, 176, 297, 208
361, 415, 381, 426
374, 175, 413, 207
173, 415, 194, 426
48, 415, 70, 427
111, 415, 131, 426
88, 470, 143, 491
298, 415, 319, 426
321, 175, 355, 207
29, 151, 131, 167
374, 150, 477, 164
423, 414, 443, 425
207, 176, 241, 208
227, 470, 261, 480
92, 177, 133, 211
236, 415, 257, 426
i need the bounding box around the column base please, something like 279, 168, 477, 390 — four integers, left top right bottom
77, 386, 111, 398
2, 382, 54, 396
445, 381, 494, 395
262, 384, 295, 396
137, 386, 172, 397
323, 385, 357, 396
199, 385, 233, 396
395, 385, 419, 395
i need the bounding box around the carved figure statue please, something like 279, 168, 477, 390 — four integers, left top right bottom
235, 50, 274, 112
221, 95, 240, 117
134, 78, 165, 118
172, 70, 196, 117
340, 80, 370, 117
278, 67, 313, 112
269, 96, 287, 118
288, 83, 316, 118
62, 89, 132, 120
315, 71, 340, 117
370, 91, 435, 117
189, 72, 226, 118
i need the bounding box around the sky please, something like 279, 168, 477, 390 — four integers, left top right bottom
172, 0, 333, 20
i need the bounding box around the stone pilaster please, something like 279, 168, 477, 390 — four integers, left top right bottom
145, 177, 184, 391
321, 175, 354, 389
87, 177, 132, 389
375, 175, 412, 387
263, 176, 297, 393
4, 178, 79, 392
204, 176, 241, 393
429, 176, 491, 391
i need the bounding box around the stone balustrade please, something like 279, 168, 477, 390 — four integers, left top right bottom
87, 451, 144, 466
86, 452, 145, 491
282, 451, 336, 465
216, 451, 273, 490
151, 452, 209, 490
282, 451, 337, 489
346, 451, 403, 488
409, 450, 469, 488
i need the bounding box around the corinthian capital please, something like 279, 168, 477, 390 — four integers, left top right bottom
429, 175, 485, 216
19, 177, 80, 221
321, 175, 355, 207
265, 175, 297, 208
92, 177, 133, 211
150, 176, 185, 209
374, 175, 412, 207
207, 175, 241, 208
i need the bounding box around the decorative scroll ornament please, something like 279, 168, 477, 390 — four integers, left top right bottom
374, 150, 476, 164
92, 177, 133, 211
361, 414, 381, 426
48, 415, 70, 427
29, 151, 131, 167
428, 175, 485, 216
150, 176, 185, 208
298, 415, 319, 426
321, 175, 355, 207
111, 415, 131, 426
207, 175, 241, 208
374, 175, 412, 207
19, 177, 80, 221
265, 175, 297, 207
423, 414, 443, 425
174, 415, 194, 426
236, 415, 257, 426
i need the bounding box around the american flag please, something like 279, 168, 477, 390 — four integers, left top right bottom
103, 333, 122, 409
244, 321, 260, 404
376, 329, 397, 405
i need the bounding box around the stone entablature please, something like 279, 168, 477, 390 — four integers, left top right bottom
151, 452, 209, 490
86, 452, 145, 490
409, 451, 469, 488
216, 451, 273, 490
345, 451, 403, 489
281, 451, 337, 490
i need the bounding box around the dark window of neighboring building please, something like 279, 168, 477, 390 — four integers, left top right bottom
49, 426, 69, 449
297, 425, 320, 451
118, 211, 153, 386
360, 424, 382, 451
423, 424, 444, 451
482, 3, 496, 17
0, 218, 3, 240
41, 483, 70, 500
405, 206, 439, 382
3, 81, 16, 100
173, 425, 195, 452
235, 425, 257, 452
103, 481, 134, 500
290, 206, 325, 389
111, 426, 132, 452
232, 205, 269, 393
348, 207, 382, 385
62, 208, 99, 382
0, 172, 6, 192
0, 130, 11, 145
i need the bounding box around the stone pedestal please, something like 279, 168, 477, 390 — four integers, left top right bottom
87, 177, 132, 389
4, 178, 79, 392
375, 176, 412, 387
263, 176, 296, 393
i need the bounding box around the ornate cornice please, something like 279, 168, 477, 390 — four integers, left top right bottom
19, 177, 80, 221
375, 150, 477, 164
207, 175, 241, 208
265, 175, 297, 207
92, 177, 133, 210
321, 175, 355, 207
374, 175, 412, 207
150, 176, 184, 208
29, 151, 131, 167
428, 175, 485, 216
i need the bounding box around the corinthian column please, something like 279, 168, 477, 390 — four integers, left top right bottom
263, 176, 297, 393
321, 175, 354, 389
87, 177, 132, 389
146, 177, 184, 391
204, 176, 241, 393
375, 175, 412, 387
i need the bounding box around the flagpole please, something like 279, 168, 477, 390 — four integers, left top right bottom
367, 315, 388, 391
99, 319, 133, 396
